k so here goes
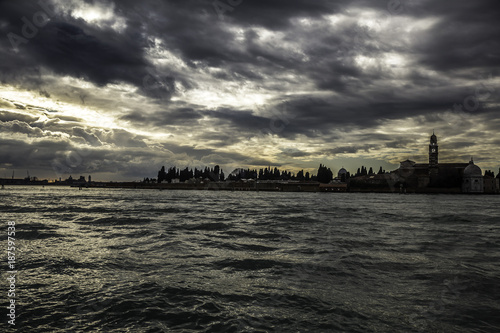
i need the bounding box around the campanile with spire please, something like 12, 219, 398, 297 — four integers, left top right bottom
429, 131, 439, 177
429, 131, 438, 167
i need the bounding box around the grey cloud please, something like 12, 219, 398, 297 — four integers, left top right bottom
120, 108, 203, 127
328, 145, 378, 156
0, 1, 172, 99
93, 129, 148, 148
0, 120, 44, 137
72, 127, 103, 146
0, 110, 39, 123
413, 0, 500, 72
0, 138, 68, 168
1, 0, 500, 178
0, 99, 17, 109
279, 148, 311, 158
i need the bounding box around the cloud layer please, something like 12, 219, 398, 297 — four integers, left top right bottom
1, 0, 499, 180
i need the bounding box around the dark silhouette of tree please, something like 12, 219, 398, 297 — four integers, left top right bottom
156, 164, 325, 183
166, 167, 177, 182
317, 164, 333, 183
158, 166, 167, 183
179, 167, 193, 182
273, 167, 280, 180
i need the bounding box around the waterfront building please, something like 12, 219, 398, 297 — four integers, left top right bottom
462, 159, 484, 193
393, 132, 496, 193
337, 167, 348, 183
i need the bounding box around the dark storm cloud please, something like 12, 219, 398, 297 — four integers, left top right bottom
129, 86, 497, 142
0, 121, 166, 179
0, 135, 163, 178
0, 0, 172, 99
31, 22, 147, 86
0, 109, 272, 177
3, 0, 498, 109
200, 107, 311, 141
72, 127, 103, 146
93, 128, 149, 148
0, 0, 335, 94
1, 0, 500, 177
120, 107, 203, 127
279, 148, 311, 158
327, 145, 378, 156
198, 132, 237, 146
413, 0, 500, 72
0, 138, 67, 167
203, 108, 269, 131
128, 0, 500, 138
220, 0, 337, 29
163, 143, 276, 167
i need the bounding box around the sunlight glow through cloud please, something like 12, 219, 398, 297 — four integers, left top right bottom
0, 0, 499, 180
57, 0, 127, 32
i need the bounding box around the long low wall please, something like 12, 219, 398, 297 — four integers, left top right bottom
96, 181, 323, 192
7, 181, 496, 194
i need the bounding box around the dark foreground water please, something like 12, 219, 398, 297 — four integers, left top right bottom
1, 186, 500, 332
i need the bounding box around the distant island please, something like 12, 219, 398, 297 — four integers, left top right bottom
2, 133, 499, 194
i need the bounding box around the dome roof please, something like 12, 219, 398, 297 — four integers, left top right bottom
464, 160, 482, 176
338, 168, 347, 174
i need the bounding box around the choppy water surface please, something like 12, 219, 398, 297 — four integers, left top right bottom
1, 186, 500, 332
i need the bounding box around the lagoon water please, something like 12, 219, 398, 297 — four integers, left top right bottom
1, 186, 500, 332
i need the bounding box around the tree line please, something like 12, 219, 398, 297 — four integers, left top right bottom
152, 165, 225, 183
148, 163, 390, 184
354, 166, 387, 177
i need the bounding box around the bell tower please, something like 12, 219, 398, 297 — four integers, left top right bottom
429, 131, 439, 177
429, 131, 438, 166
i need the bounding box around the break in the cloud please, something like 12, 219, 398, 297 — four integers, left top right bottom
0, 0, 499, 180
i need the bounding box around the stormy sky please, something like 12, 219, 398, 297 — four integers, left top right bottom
0, 0, 499, 181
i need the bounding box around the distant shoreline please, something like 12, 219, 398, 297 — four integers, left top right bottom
2, 182, 498, 194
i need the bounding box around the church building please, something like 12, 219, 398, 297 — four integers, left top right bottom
462, 158, 484, 193
395, 132, 491, 193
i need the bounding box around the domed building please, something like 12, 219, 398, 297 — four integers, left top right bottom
348, 131, 499, 193
395, 132, 469, 190
393, 132, 495, 193
337, 167, 348, 182
462, 158, 484, 193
